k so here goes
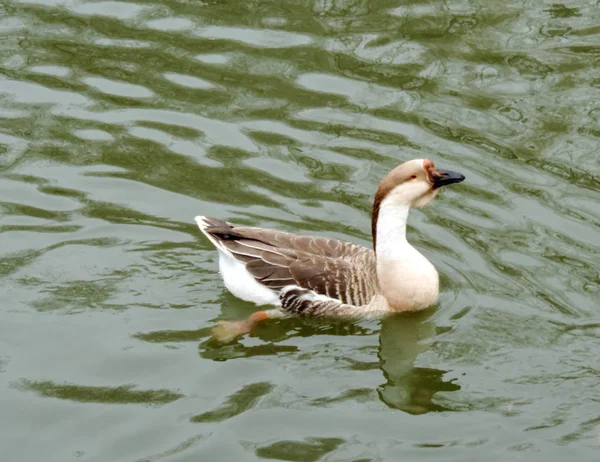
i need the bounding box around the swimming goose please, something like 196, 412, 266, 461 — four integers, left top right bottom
196, 158, 465, 341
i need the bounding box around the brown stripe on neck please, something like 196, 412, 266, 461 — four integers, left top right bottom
371, 161, 420, 252
371, 178, 395, 253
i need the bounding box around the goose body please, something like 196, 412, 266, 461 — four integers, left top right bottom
196, 158, 465, 341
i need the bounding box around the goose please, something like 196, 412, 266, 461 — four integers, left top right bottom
196, 158, 465, 342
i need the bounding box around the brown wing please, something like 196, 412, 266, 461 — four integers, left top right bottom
201, 217, 377, 306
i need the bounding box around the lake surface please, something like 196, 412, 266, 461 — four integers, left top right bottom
1, 0, 599, 460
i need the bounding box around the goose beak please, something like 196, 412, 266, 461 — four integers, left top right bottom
429, 168, 465, 189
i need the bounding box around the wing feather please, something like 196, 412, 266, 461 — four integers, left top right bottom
199, 217, 378, 305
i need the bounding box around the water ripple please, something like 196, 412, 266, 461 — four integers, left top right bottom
1, 0, 600, 459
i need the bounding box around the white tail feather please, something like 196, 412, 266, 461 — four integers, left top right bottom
195, 215, 280, 306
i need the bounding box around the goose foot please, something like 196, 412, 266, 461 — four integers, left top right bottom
212, 311, 269, 342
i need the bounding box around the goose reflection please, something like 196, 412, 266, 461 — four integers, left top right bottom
376, 311, 460, 414
198, 302, 460, 414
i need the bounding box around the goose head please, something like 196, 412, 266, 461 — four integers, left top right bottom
376, 158, 465, 209
371, 159, 465, 249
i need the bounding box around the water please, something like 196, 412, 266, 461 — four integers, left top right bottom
1, 0, 599, 460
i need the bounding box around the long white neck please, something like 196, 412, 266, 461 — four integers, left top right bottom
375, 200, 412, 259
374, 198, 439, 311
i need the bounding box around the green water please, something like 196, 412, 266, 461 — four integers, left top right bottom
1, 0, 599, 460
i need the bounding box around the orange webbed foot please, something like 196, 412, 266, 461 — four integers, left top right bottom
212, 311, 269, 343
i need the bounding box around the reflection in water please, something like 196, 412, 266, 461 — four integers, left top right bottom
195, 306, 460, 415
377, 313, 460, 414
133, 326, 213, 343
255, 437, 346, 462
199, 340, 299, 361
190, 381, 273, 423
15, 379, 184, 404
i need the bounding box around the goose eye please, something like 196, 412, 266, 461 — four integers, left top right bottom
410, 175, 417, 179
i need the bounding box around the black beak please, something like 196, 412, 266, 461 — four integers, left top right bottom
430, 168, 465, 189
